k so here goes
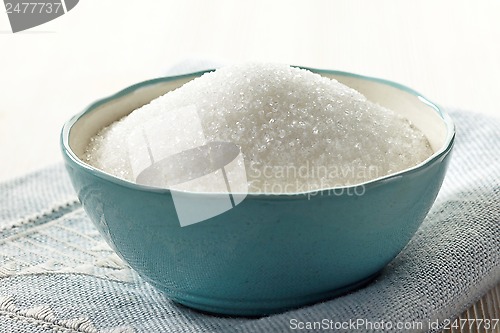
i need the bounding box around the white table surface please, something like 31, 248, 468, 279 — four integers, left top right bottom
1, 0, 499, 182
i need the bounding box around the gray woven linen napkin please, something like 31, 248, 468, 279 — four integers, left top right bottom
0, 107, 499, 333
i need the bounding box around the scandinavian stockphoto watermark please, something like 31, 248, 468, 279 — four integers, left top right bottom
129, 106, 248, 228
247, 161, 377, 199
3, 0, 79, 33
129, 105, 375, 227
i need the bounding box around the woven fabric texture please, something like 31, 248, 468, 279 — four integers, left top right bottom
0, 110, 499, 333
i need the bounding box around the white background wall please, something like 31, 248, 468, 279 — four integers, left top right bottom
1, 0, 499, 181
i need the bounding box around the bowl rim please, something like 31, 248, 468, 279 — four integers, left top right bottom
61, 67, 456, 199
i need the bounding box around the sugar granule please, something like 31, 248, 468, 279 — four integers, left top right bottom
83, 63, 433, 193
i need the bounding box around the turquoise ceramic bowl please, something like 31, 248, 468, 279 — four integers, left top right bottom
61, 68, 455, 316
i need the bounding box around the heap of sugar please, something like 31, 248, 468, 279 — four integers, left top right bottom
83, 63, 433, 193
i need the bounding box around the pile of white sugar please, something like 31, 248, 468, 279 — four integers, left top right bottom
83, 63, 433, 193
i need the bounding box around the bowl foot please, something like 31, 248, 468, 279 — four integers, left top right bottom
164, 272, 380, 317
